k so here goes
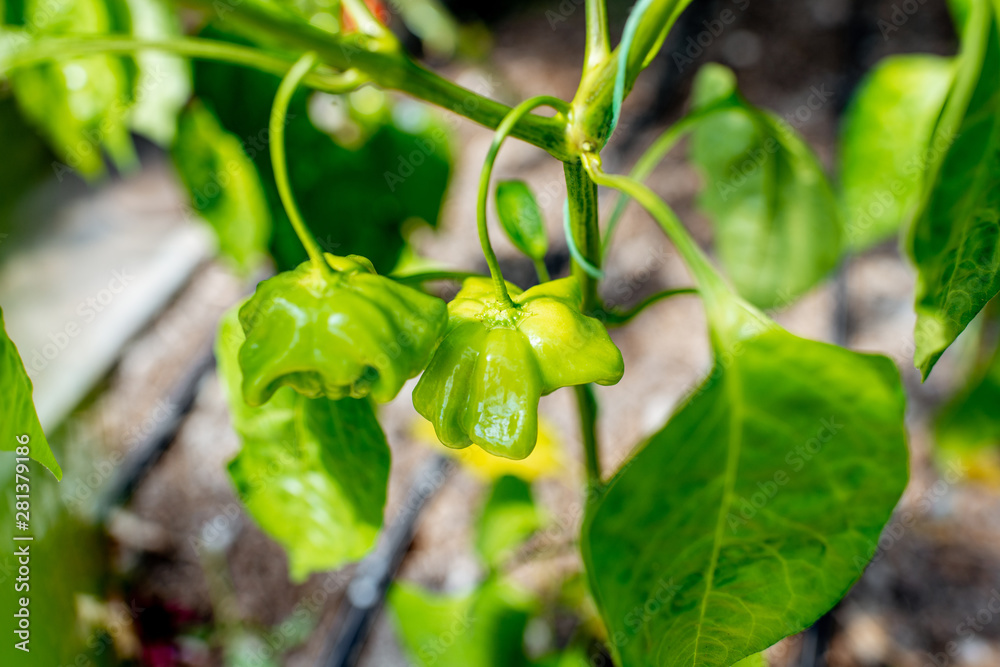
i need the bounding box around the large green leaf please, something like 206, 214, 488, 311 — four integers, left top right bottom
389, 578, 536, 667
0, 305, 61, 478
839, 55, 954, 250
583, 320, 907, 666
689, 64, 843, 309
193, 33, 452, 273
909, 0, 1000, 379
216, 306, 389, 580
172, 101, 272, 272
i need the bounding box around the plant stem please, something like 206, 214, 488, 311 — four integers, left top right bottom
0, 36, 366, 94
532, 258, 551, 284
602, 107, 722, 257
583, 0, 610, 70
583, 153, 766, 347
602, 287, 699, 325
173, 0, 574, 160
271, 52, 331, 274
564, 161, 602, 313
390, 270, 487, 285
479, 96, 570, 309
574, 385, 602, 488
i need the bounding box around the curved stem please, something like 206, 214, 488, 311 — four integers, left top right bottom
478, 96, 570, 309
1, 36, 366, 94
271, 52, 330, 273
532, 258, 551, 284
390, 270, 488, 285
582, 152, 734, 329
602, 287, 699, 326
602, 107, 721, 257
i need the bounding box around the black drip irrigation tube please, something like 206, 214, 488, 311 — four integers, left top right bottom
322, 454, 454, 667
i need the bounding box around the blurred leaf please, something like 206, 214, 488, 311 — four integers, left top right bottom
689, 63, 843, 309
496, 180, 548, 261
7, 0, 136, 178
193, 34, 452, 273
0, 305, 60, 478
949, 0, 973, 35
583, 328, 908, 667
909, 0, 1000, 378
389, 578, 536, 667
172, 101, 272, 272
122, 0, 191, 145
413, 415, 564, 482
936, 320, 1000, 460
216, 306, 389, 580
839, 54, 953, 250
476, 475, 540, 568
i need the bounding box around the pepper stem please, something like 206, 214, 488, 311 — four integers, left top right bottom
478, 96, 570, 309
270, 51, 332, 275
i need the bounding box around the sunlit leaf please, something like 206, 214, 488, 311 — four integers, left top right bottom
172, 101, 271, 272
583, 316, 907, 666
839, 54, 953, 250
122, 0, 191, 145
0, 305, 60, 478
496, 180, 548, 261
389, 578, 536, 667
689, 64, 843, 309
216, 306, 389, 580
909, 0, 1000, 378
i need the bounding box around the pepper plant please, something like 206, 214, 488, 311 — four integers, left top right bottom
2, 0, 999, 664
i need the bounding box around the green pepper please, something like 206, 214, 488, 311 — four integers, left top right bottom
413, 277, 624, 460
239, 254, 448, 406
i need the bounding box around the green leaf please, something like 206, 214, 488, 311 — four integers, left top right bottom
122, 0, 191, 145
950, 0, 973, 35
689, 64, 843, 309
172, 101, 272, 273
215, 306, 389, 580
8, 0, 136, 177
476, 475, 541, 568
582, 326, 908, 667
839, 55, 954, 250
0, 305, 61, 479
935, 325, 1000, 456
193, 35, 452, 273
389, 578, 536, 667
909, 0, 1000, 379
731, 654, 766, 667
496, 180, 548, 260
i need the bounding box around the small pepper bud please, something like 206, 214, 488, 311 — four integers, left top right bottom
413, 277, 624, 460
239, 254, 447, 405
